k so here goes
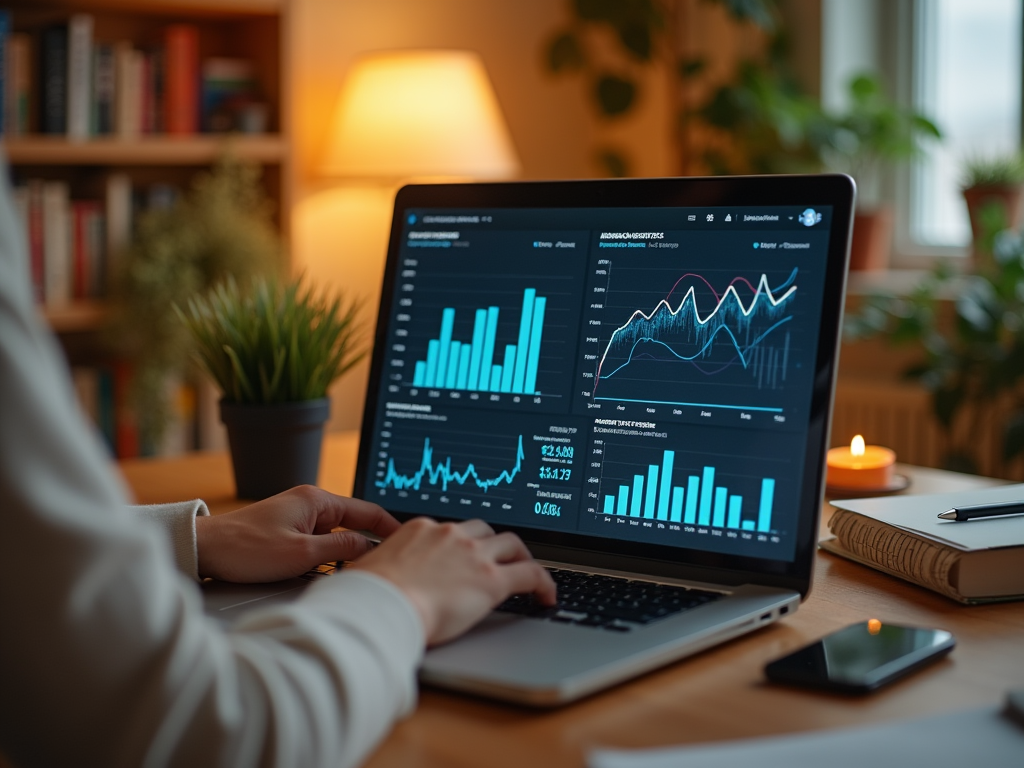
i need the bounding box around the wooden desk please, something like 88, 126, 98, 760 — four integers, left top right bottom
119, 434, 1024, 768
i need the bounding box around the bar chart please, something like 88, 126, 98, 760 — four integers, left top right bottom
412, 288, 548, 395
598, 448, 776, 533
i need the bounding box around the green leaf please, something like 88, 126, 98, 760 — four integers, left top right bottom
547, 31, 585, 72
595, 74, 636, 117
849, 73, 881, 103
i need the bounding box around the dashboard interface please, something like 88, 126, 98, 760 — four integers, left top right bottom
361, 204, 835, 563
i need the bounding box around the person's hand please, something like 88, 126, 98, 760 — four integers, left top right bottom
195, 485, 399, 583
350, 517, 557, 646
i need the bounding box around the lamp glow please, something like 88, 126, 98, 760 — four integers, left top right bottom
321, 50, 519, 180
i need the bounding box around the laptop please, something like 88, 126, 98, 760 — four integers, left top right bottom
347, 174, 855, 705
205, 174, 855, 706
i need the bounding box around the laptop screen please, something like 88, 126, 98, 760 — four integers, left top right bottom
356, 178, 853, 587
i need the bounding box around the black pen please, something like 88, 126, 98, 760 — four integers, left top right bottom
937, 500, 1024, 522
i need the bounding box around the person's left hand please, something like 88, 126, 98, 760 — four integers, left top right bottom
194, 485, 400, 583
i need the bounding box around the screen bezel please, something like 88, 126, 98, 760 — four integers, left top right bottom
354, 174, 855, 598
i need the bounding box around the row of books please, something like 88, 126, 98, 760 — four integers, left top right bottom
0, 10, 262, 138
11, 174, 179, 308
71, 365, 199, 459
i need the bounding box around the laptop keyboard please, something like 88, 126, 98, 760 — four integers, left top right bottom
496, 568, 722, 632
300, 562, 340, 580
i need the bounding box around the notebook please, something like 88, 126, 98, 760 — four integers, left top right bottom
347, 174, 856, 705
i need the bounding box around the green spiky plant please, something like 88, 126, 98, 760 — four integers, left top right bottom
176, 276, 365, 405
961, 153, 1024, 189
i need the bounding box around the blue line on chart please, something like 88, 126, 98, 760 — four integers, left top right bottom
376, 435, 525, 492
600, 316, 794, 381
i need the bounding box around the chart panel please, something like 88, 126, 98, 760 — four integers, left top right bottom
380, 228, 589, 414
579, 420, 801, 559
369, 403, 587, 531
573, 229, 829, 430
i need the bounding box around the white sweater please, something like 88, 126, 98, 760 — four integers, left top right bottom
0, 164, 424, 768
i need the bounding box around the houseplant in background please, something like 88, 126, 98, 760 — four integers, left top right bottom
845, 207, 1024, 478
818, 73, 941, 271
960, 153, 1024, 262
107, 157, 278, 451
177, 276, 365, 499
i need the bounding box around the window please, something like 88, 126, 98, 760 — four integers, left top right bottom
911, 0, 1022, 250
822, 0, 1023, 264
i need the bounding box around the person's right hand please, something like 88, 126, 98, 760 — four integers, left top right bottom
350, 517, 556, 646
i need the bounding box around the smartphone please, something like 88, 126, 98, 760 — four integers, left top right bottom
764, 620, 955, 694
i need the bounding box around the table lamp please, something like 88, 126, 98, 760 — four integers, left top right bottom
321, 49, 519, 181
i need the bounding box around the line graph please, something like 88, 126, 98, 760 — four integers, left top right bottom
376, 434, 524, 492
577, 255, 814, 414
594, 269, 797, 394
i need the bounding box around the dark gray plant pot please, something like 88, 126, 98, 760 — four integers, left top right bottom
220, 398, 331, 500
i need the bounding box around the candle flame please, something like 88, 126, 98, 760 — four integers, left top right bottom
851, 435, 866, 456
867, 618, 882, 635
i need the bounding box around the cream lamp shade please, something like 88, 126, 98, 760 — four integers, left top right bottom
321, 50, 519, 180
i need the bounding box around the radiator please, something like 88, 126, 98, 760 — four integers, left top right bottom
831, 379, 1016, 479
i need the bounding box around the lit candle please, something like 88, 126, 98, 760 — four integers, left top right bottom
826, 435, 896, 489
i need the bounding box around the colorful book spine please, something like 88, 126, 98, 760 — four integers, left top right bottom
41, 181, 71, 308
85, 203, 106, 297
164, 24, 198, 135
105, 173, 132, 277
92, 43, 115, 135
6, 33, 31, 135
40, 24, 68, 135
26, 180, 45, 304
66, 14, 93, 140
114, 41, 142, 137
113, 361, 139, 459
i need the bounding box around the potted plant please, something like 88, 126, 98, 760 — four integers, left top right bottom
845, 217, 1024, 477
819, 73, 941, 271
960, 153, 1024, 260
177, 276, 365, 499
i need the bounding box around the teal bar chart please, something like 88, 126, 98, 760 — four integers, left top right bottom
412, 288, 548, 394
601, 449, 776, 533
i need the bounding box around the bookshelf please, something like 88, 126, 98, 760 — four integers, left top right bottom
2, 0, 292, 455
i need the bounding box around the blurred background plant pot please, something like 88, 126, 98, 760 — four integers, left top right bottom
220, 398, 330, 500
849, 207, 893, 271
963, 184, 1024, 255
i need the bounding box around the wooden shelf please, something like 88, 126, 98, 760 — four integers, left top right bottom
41, 301, 110, 333
6, 0, 282, 17
4, 136, 287, 166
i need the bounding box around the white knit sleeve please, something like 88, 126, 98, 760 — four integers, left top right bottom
129, 500, 210, 581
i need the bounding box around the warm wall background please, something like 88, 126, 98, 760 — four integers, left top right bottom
288, 0, 674, 431
287, 0, 817, 432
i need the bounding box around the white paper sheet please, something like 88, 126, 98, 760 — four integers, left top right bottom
589, 706, 1024, 768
